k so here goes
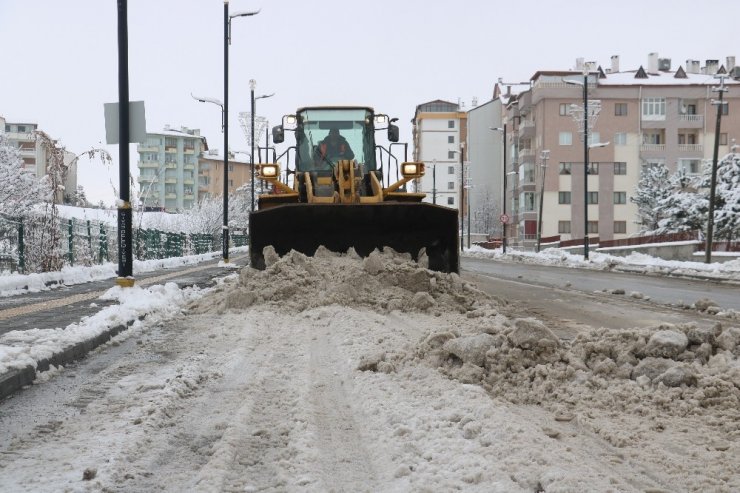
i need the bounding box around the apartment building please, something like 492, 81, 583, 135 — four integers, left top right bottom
137, 126, 206, 211
493, 54, 740, 247
1, 116, 78, 204
411, 100, 467, 209
197, 149, 252, 200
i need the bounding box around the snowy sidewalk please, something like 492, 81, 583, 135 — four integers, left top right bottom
0, 250, 249, 400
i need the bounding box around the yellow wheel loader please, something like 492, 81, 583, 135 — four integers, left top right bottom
249, 106, 459, 273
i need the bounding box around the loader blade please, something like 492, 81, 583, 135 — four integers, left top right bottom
249, 203, 459, 273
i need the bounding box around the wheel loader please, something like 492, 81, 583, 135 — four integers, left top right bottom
249, 106, 459, 273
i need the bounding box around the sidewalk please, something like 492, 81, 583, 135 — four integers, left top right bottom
0, 253, 250, 400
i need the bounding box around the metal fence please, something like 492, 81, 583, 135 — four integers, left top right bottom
0, 215, 248, 274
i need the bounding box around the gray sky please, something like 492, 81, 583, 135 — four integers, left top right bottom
1, 0, 737, 206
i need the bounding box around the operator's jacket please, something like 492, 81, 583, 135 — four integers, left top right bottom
319, 137, 355, 160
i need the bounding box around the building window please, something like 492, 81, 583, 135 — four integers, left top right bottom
558, 191, 571, 204
587, 162, 599, 175
679, 159, 701, 175
721, 103, 729, 116
615, 103, 628, 116
588, 132, 601, 145
448, 151, 456, 159
559, 132, 573, 145
587, 191, 599, 204
587, 221, 599, 234
719, 133, 728, 145
614, 162, 627, 175
559, 162, 572, 175
448, 166, 455, 174
448, 135, 455, 144
614, 133, 627, 145
228, 164, 234, 171
522, 192, 535, 212
643, 131, 662, 144
4, 124, 10, 132
614, 221, 627, 234
448, 120, 455, 129
17, 125, 26, 133
558, 221, 571, 234
228, 179, 234, 187
614, 191, 627, 204
447, 197, 454, 206
559, 103, 569, 116
447, 182, 454, 190
641, 97, 666, 120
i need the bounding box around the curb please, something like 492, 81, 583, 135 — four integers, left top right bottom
0, 318, 138, 401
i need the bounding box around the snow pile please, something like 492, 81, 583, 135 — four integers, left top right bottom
413, 310, 740, 438
464, 245, 740, 281
191, 246, 504, 316
0, 282, 204, 374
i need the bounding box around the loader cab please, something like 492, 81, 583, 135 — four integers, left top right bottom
292, 107, 378, 173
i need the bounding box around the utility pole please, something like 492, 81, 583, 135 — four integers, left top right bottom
705, 74, 729, 263
536, 149, 550, 253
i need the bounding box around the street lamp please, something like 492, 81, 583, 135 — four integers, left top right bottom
490, 125, 508, 253
536, 149, 550, 253
431, 158, 437, 204
249, 80, 275, 211
705, 74, 729, 264
223, 1, 259, 262
450, 146, 466, 250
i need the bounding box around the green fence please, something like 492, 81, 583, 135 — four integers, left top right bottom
0, 215, 248, 274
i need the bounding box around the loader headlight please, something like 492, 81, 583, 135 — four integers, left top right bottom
401, 162, 424, 178
258, 163, 280, 179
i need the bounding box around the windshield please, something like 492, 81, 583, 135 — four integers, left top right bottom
294, 108, 377, 172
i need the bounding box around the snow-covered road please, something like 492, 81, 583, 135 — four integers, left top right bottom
1, 249, 738, 492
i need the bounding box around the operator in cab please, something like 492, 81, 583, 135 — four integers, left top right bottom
317, 128, 354, 162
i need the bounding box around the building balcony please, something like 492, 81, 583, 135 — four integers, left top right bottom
165, 146, 177, 153
678, 114, 703, 126
640, 144, 666, 152
139, 161, 160, 168
137, 145, 159, 152
137, 175, 157, 183
184, 194, 195, 200
184, 164, 195, 170
164, 178, 177, 184
183, 147, 195, 154
519, 148, 535, 158
165, 162, 177, 169
183, 179, 194, 185
165, 193, 177, 199
679, 144, 703, 153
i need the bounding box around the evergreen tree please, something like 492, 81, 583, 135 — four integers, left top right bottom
630, 162, 671, 233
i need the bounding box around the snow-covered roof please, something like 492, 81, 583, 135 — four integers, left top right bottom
149, 127, 205, 139
598, 69, 740, 87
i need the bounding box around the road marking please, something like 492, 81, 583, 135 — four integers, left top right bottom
0, 257, 247, 322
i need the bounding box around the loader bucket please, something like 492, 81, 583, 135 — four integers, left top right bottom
249, 203, 459, 273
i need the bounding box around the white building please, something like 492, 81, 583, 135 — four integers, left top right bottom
411, 100, 467, 209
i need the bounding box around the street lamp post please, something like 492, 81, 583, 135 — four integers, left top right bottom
536, 149, 550, 253
459, 144, 465, 250
249, 82, 275, 211
705, 74, 729, 264
223, 1, 259, 262
491, 125, 508, 253
432, 158, 437, 204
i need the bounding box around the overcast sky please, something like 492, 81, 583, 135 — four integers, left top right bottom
1, 0, 738, 206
